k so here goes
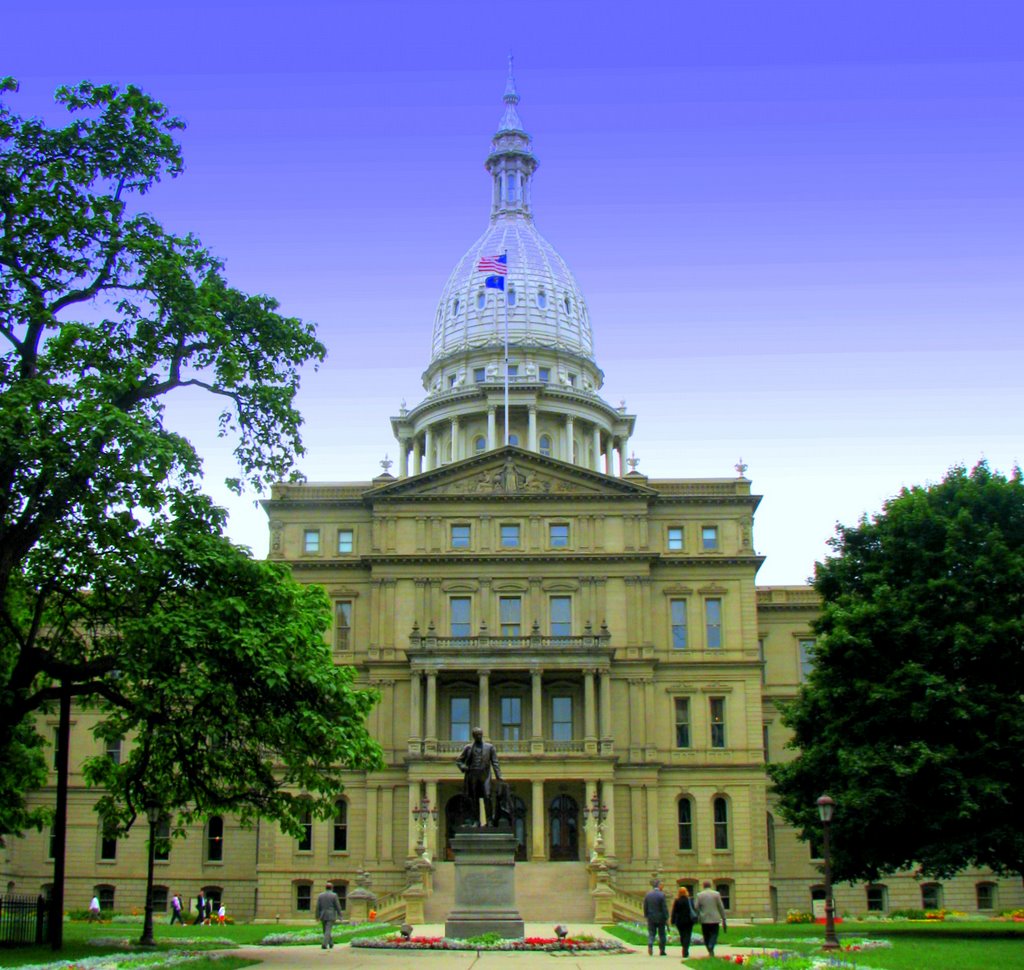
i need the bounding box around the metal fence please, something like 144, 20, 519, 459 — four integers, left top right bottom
0, 893, 47, 947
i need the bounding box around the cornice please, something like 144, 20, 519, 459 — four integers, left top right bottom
282, 552, 766, 569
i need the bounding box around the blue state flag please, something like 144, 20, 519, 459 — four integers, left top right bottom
484, 275, 505, 291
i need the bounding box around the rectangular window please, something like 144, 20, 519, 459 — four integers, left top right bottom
337, 529, 353, 554
154, 817, 171, 861
713, 799, 729, 850
710, 697, 726, 748
677, 799, 693, 850
538, 367, 550, 382
333, 802, 348, 852
501, 696, 522, 741
548, 523, 569, 548
500, 524, 520, 548
758, 638, 766, 684
100, 829, 118, 861
976, 883, 995, 910
450, 697, 471, 742
670, 599, 688, 649
151, 886, 169, 912
473, 367, 486, 383
297, 811, 312, 852
448, 374, 457, 387
303, 529, 320, 553
763, 724, 770, 763
714, 881, 732, 911
705, 598, 722, 648
799, 638, 816, 681
451, 524, 471, 548
52, 728, 62, 770
550, 596, 571, 638
335, 601, 352, 651
507, 364, 518, 378
499, 597, 521, 636
48, 827, 56, 861
552, 696, 573, 741
567, 372, 577, 386
702, 526, 719, 551
296, 884, 311, 912
667, 526, 684, 551
921, 884, 943, 910
450, 597, 471, 638
674, 698, 690, 748
106, 737, 122, 764
98, 886, 115, 911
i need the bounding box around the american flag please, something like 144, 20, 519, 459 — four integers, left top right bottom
476, 254, 508, 275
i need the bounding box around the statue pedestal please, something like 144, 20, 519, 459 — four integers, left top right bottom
444, 826, 524, 940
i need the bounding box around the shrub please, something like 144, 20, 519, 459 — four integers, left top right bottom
890, 908, 926, 920
785, 910, 814, 924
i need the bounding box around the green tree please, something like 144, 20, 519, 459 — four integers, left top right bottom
769, 463, 1024, 880
0, 77, 325, 836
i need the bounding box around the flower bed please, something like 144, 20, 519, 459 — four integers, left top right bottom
352, 934, 631, 952
13, 953, 235, 970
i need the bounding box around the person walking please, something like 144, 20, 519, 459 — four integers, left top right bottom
643, 878, 670, 956
670, 885, 697, 959
193, 890, 206, 926
88, 895, 101, 922
169, 893, 184, 925
316, 881, 344, 949
694, 881, 728, 958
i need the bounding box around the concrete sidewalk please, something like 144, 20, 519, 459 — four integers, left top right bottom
226, 923, 748, 968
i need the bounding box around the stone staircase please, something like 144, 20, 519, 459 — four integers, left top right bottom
424, 861, 593, 923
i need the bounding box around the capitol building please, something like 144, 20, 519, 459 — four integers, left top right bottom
4, 66, 1020, 925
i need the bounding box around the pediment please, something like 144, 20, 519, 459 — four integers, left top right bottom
368, 447, 655, 500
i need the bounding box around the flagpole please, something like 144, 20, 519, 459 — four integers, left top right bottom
503, 249, 509, 447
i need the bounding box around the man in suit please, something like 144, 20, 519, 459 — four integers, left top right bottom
455, 727, 502, 825
643, 878, 669, 956
316, 881, 344, 949
694, 881, 728, 957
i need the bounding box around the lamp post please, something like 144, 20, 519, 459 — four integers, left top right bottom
816, 794, 839, 951
139, 800, 161, 947
586, 791, 609, 855
410, 796, 437, 857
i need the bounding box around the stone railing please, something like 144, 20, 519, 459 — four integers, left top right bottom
409, 624, 611, 655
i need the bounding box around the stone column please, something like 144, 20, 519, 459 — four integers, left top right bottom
382, 786, 395, 863
409, 671, 422, 753
424, 425, 434, 471
602, 780, 617, 859
565, 415, 575, 463
425, 780, 438, 857
617, 438, 627, 477
592, 426, 602, 471
413, 436, 422, 475
365, 786, 379, 863
478, 671, 490, 737
646, 784, 660, 865
531, 669, 544, 752
450, 416, 460, 463
487, 407, 497, 450
531, 779, 546, 860
584, 669, 597, 753
599, 668, 612, 753
528, 405, 537, 452
398, 437, 410, 478
425, 672, 438, 752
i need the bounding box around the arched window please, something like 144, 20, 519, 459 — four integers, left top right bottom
452, 298, 460, 316
477, 291, 486, 310
203, 885, 222, 912
474, 435, 486, 453
539, 435, 552, 457
713, 797, 729, 850
154, 816, 171, 861
537, 290, 547, 308
677, 798, 693, 851
333, 800, 348, 852
95, 884, 115, 912
508, 287, 517, 307
563, 295, 571, 314
206, 816, 223, 862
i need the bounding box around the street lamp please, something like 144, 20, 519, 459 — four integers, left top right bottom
139, 799, 161, 948
411, 796, 437, 856
816, 794, 839, 951
585, 792, 609, 855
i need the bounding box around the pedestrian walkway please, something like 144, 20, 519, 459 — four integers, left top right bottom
225, 923, 748, 968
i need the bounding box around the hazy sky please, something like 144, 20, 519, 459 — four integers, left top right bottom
6, 0, 1022, 583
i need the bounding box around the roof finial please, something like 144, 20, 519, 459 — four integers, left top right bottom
504, 53, 519, 103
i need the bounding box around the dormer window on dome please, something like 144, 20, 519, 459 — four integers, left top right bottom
477, 291, 486, 309
508, 287, 517, 306
537, 290, 547, 308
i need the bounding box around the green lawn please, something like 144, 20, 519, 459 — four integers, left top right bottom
607, 919, 1024, 970
0, 919, 391, 967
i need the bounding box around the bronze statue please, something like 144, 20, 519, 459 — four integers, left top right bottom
455, 727, 502, 826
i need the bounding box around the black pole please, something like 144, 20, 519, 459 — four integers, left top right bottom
49, 685, 71, 950
139, 813, 157, 946
822, 818, 839, 950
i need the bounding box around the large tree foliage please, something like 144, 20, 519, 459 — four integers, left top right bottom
81, 498, 383, 839
0, 78, 325, 837
770, 463, 1024, 880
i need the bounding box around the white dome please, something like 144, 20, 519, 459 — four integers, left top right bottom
431, 218, 594, 364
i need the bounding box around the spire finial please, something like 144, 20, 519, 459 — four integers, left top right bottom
504, 53, 519, 104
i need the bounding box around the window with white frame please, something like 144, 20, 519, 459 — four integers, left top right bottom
667, 526, 684, 551
154, 816, 171, 861
499, 597, 521, 636
501, 696, 522, 741
921, 883, 943, 910
451, 524, 471, 548
303, 529, 320, 554
539, 433, 552, 456
295, 883, 312, 912
335, 601, 352, 651
296, 808, 312, 852
550, 596, 571, 638
500, 523, 520, 548
701, 526, 719, 551
106, 737, 122, 764
866, 884, 887, 912
670, 599, 688, 648
674, 698, 690, 748
450, 597, 471, 638
337, 529, 353, 554
798, 638, 816, 681
710, 697, 726, 748
705, 598, 723, 648
677, 798, 693, 850
713, 797, 729, 849
450, 696, 471, 742
549, 522, 569, 548
551, 696, 573, 741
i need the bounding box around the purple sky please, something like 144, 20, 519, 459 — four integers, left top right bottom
7, 0, 1023, 583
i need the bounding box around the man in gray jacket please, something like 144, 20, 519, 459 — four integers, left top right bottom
694, 881, 728, 957
642, 879, 669, 956
316, 881, 344, 949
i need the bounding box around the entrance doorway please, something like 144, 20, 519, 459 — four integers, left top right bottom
548, 794, 579, 860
